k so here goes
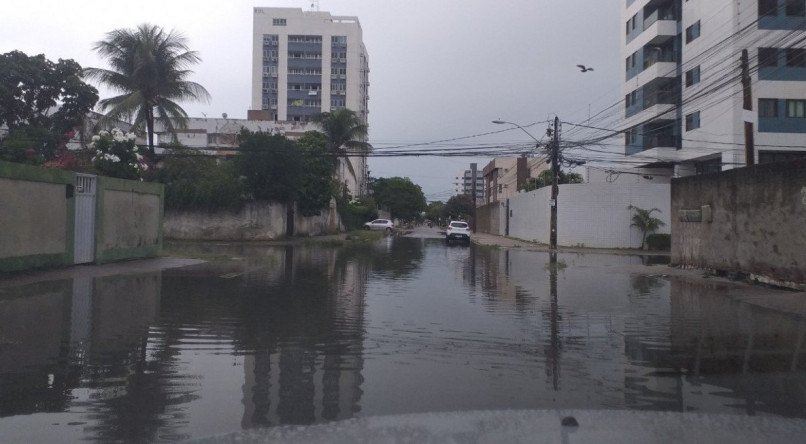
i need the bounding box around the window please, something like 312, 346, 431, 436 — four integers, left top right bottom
759, 0, 778, 16
685, 111, 701, 131
685, 21, 701, 44
685, 66, 701, 86
786, 0, 806, 16
759, 150, 806, 163
786, 48, 806, 67
625, 90, 638, 108
625, 128, 638, 145
759, 99, 778, 117
626, 14, 638, 35
331, 35, 347, 44
759, 47, 779, 67
786, 99, 806, 117
272, 18, 287, 26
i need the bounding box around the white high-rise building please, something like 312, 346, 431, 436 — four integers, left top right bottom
250, 7, 370, 195
621, 0, 806, 176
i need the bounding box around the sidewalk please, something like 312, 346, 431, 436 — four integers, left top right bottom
471, 232, 669, 256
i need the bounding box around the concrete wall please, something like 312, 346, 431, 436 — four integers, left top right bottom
0, 161, 74, 271
476, 202, 504, 235
505, 183, 671, 249
95, 176, 164, 264
671, 159, 806, 288
0, 161, 164, 272
163, 199, 342, 241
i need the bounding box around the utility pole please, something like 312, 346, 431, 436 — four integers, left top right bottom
741, 49, 755, 166
550, 116, 560, 250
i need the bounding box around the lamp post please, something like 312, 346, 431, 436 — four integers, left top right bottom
492, 118, 560, 251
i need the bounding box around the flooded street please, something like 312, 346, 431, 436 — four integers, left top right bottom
2, 236, 806, 441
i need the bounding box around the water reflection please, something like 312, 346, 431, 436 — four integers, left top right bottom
1, 239, 806, 442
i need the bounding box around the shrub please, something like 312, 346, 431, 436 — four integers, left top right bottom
155, 155, 244, 212
90, 128, 146, 179
338, 196, 378, 230
646, 233, 671, 251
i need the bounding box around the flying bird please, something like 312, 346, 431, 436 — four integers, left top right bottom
577, 65, 594, 72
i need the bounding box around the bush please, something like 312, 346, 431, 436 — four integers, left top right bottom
646, 233, 671, 251
338, 197, 378, 230
155, 155, 244, 212
90, 128, 145, 179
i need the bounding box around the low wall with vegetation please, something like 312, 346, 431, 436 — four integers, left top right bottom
0, 161, 75, 272
163, 200, 342, 241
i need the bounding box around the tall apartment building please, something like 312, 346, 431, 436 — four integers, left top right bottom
454, 164, 485, 205
251, 7, 370, 195
621, 0, 806, 177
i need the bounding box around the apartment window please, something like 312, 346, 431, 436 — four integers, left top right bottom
625, 14, 638, 35
786, 0, 806, 16
759, 150, 806, 163
625, 90, 638, 108
759, 0, 778, 16
685, 111, 701, 131
685, 66, 701, 86
625, 128, 638, 145
759, 47, 779, 67
685, 21, 701, 44
331, 35, 347, 44
759, 99, 778, 117
786, 99, 806, 118
272, 18, 287, 26
786, 48, 806, 67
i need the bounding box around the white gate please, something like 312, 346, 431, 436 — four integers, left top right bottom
74, 174, 97, 264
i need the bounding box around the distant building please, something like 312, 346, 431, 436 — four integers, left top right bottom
482, 157, 549, 204
249, 6, 370, 196
454, 163, 485, 205
621, 0, 806, 177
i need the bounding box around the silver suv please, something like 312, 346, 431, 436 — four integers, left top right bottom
445, 220, 471, 241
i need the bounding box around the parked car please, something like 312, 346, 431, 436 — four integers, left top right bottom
445, 220, 471, 242
363, 219, 394, 231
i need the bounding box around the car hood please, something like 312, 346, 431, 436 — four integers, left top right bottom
193, 409, 806, 443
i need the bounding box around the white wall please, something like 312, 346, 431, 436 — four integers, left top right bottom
507, 183, 671, 249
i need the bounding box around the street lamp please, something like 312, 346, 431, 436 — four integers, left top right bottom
493, 118, 561, 251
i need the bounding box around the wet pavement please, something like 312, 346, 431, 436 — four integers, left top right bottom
1, 233, 806, 441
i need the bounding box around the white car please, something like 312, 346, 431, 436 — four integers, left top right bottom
363, 219, 394, 231
445, 220, 471, 241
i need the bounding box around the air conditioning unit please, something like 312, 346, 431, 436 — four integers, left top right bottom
340, 75, 346, 79
308, 90, 318, 96
270, 105, 277, 110
331, 74, 337, 79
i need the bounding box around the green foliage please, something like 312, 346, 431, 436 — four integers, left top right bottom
90, 128, 145, 179
237, 129, 301, 203
519, 169, 584, 192
426, 201, 446, 223
444, 194, 475, 221
0, 51, 98, 163
296, 131, 336, 217
628, 205, 666, 249
155, 155, 244, 212
85, 24, 210, 159
338, 196, 378, 230
371, 177, 427, 221
646, 233, 671, 251
312, 108, 369, 181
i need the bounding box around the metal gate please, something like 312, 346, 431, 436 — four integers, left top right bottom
74, 174, 97, 264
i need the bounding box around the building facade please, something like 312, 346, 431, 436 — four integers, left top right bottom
621, 0, 806, 176
482, 157, 549, 204
453, 163, 485, 205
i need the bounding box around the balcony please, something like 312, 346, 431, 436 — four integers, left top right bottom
643, 134, 679, 150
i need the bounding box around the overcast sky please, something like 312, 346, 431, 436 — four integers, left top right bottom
1, 0, 622, 201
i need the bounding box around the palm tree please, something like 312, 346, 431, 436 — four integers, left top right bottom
628, 205, 666, 249
312, 108, 370, 188
84, 24, 210, 160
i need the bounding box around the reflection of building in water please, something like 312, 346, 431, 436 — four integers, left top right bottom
241, 246, 367, 427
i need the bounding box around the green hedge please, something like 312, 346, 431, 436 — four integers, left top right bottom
646, 233, 671, 251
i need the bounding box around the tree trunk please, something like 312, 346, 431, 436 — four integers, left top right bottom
146, 107, 155, 163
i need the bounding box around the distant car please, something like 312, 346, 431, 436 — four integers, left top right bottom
445, 220, 471, 241
364, 219, 394, 231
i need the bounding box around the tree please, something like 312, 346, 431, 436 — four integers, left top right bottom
628, 205, 666, 249
85, 24, 210, 161
426, 201, 446, 223
237, 129, 301, 203
445, 194, 475, 221
0, 51, 98, 163
312, 108, 369, 185
295, 131, 336, 217
519, 169, 583, 192
371, 177, 426, 221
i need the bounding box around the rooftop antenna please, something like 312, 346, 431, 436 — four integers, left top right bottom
310, 0, 319, 11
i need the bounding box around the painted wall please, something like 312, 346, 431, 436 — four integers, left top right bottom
504, 183, 671, 249
0, 161, 74, 272
95, 177, 164, 264
671, 159, 806, 288
163, 200, 342, 241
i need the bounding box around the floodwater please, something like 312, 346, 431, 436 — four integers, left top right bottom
1, 236, 806, 441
